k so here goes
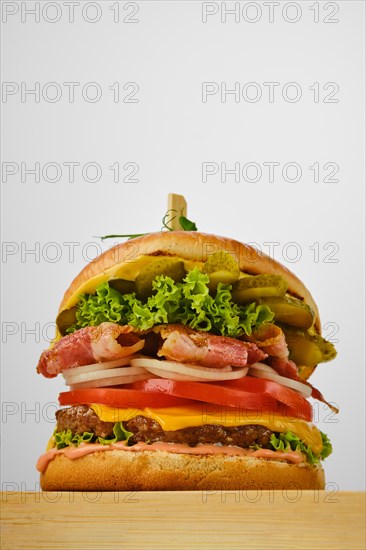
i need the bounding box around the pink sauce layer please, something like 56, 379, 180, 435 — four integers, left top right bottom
37, 441, 304, 473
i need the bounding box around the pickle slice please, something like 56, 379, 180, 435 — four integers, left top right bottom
231, 275, 288, 304
258, 296, 315, 329
298, 365, 316, 381
135, 258, 186, 301
56, 306, 77, 336
203, 251, 240, 292
281, 326, 337, 367
109, 279, 136, 295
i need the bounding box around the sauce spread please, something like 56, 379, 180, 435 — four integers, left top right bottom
37, 441, 304, 473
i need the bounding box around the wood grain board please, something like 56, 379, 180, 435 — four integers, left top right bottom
1, 491, 365, 549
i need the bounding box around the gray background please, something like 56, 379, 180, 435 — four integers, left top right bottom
1, 1, 365, 491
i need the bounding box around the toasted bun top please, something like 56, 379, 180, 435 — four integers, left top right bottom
59, 231, 320, 332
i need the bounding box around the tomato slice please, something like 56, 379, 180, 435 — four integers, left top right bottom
220, 378, 312, 421
59, 378, 312, 422
59, 388, 199, 409
220, 377, 312, 410
130, 379, 312, 421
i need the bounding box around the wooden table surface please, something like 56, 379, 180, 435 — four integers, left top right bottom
1, 491, 365, 549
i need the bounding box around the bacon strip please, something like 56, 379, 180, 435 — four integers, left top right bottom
267, 357, 339, 414
37, 323, 145, 378
157, 324, 266, 368
267, 357, 299, 379
245, 324, 289, 359
310, 387, 339, 414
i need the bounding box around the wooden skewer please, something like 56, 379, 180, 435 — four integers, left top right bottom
167, 194, 187, 231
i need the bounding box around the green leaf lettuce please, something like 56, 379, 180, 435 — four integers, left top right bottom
68, 267, 274, 337
269, 430, 332, 465
53, 424, 332, 465
54, 422, 133, 449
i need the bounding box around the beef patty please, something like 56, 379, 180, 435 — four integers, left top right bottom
56, 405, 274, 449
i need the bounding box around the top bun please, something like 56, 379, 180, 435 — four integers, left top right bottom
59, 231, 320, 332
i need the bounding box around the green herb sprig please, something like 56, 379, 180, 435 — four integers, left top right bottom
97, 210, 197, 241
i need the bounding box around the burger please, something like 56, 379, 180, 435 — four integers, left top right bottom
36, 231, 337, 490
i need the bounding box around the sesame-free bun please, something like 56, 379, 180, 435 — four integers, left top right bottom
40, 448, 325, 491
59, 232, 320, 332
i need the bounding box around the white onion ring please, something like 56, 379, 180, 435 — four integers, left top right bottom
249, 362, 311, 398
64, 365, 146, 386
248, 363, 277, 374
130, 358, 248, 382
62, 356, 135, 380
138, 366, 221, 382
69, 373, 150, 390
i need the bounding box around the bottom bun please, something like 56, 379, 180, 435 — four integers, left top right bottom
40, 449, 325, 491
